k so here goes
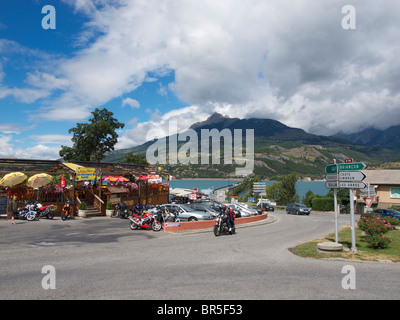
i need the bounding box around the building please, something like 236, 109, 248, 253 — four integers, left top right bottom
355, 169, 400, 213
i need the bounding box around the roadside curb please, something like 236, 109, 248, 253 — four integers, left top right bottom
165, 213, 277, 235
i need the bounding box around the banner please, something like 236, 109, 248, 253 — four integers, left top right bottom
76, 167, 96, 181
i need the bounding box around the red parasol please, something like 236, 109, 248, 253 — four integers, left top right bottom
61, 174, 66, 187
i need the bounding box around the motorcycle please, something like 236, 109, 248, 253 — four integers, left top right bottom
16, 202, 37, 221
61, 200, 73, 221
129, 209, 162, 231
113, 201, 129, 218
213, 212, 235, 236
33, 202, 54, 219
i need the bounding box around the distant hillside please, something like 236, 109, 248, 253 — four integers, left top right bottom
104, 113, 400, 179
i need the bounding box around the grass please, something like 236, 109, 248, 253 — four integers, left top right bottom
291, 226, 400, 262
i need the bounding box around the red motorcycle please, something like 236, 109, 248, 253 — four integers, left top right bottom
129, 210, 162, 231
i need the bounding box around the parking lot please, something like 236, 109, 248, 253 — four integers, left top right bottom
1, 211, 399, 300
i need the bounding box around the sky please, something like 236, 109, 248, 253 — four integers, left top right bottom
0, 0, 399, 160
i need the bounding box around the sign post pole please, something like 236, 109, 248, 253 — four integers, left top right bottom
349, 188, 357, 252
333, 159, 339, 243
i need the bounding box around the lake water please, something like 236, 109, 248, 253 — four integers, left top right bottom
168, 179, 329, 201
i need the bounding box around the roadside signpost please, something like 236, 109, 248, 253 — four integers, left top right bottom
324, 160, 367, 252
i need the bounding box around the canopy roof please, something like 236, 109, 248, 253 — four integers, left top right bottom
0, 158, 152, 177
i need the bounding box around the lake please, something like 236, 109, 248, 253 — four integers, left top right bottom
168, 179, 329, 201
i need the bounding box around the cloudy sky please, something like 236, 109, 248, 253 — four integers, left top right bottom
0, 0, 399, 159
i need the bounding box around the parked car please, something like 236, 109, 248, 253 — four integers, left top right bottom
224, 203, 253, 217
161, 204, 215, 221
259, 202, 275, 212
239, 202, 262, 215
286, 203, 311, 215
370, 209, 400, 221
193, 199, 223, 213
187, 203, 218, 217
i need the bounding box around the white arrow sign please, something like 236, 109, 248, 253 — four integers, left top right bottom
325, 181, 338, 189
325, 174, 338, 181
339, 171, 366, 182
339, 181, 366, 189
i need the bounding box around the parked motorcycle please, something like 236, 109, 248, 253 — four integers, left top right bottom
113, 201, 129, 218
16, 202, 37, 221
213, 212, 235, 236
34, 202, 55, 219
129, 210, 162, 231
61, 200, 72, 221
340, 205, 349, 214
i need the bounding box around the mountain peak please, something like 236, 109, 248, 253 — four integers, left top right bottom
190, 112, 234, 130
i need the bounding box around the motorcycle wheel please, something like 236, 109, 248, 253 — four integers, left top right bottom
229, 226, 236, 235
213, 225, 221, 237
61, 212, 67, 221
152, 221, 162, 232
129, 219, 139, 230
46, 210, 54, 219
26, 212, 36, 221
112, 210, 120, 218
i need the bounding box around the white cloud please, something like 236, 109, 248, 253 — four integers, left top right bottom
122, 97, 140, 109
3, 0, 400, 150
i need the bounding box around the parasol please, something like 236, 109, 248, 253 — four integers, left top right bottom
114, 176, 129, 182
102, 176, 117, 182
27, 173, 53, 189
0, 172, 27, 187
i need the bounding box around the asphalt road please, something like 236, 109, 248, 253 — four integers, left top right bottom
0, 211, 399, 300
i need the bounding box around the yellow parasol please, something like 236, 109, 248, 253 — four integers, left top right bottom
27, 173, 53, 189
0, 172, 27, 187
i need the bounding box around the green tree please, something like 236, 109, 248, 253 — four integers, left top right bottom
123, 152, 149, 166
59, 108, 124, 161
265, 172, 299, 205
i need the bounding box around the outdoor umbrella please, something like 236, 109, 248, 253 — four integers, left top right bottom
0, 172, 27, 187
114, 176, 129, 182
61, 174, 66, 187
102, 176, 117, 182
27, 173, 53, 189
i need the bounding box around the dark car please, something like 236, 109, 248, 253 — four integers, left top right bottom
260, 203, 275, 212
370, 209, 400, 221
286, 203, 311, 215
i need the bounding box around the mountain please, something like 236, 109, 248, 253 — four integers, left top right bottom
104, 113, 400, 179
334, 125, 400, 149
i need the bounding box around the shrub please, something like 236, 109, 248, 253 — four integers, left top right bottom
368, 234, 392, 249
312, 197, 335, 211
79, 202, 87, 210
357, 216, 391, 236
357, 215, 393, 249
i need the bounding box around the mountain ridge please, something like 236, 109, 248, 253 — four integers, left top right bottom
104, 113, 400, 179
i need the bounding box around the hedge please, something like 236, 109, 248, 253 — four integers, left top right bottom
311, 197, 337, 211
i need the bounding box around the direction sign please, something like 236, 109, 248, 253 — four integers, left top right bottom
338, 162, 366, 171
339, 181, 366, 189
325, 174, 338, 181
325, 164, 338, 174
325, 181, 338, 189
339, 171, 366, 182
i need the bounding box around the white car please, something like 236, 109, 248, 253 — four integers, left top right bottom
224, 203, 253, 217
161, 204, 215, 221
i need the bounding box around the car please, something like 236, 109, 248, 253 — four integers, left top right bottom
259, 202, 275, 212
238, 202, 262, 215
286, 203, 311, 215
161, 204, 215, 221
370, 209, 400, 221
187, 203, 218, 217
224, 203, 253, 217
193, 199, 224, 213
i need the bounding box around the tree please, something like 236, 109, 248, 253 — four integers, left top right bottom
265, 172, 299, 205
59, 108, 124, 162
123, 153, 149, 166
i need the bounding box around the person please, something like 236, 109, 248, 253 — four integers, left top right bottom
10, 195, 18, 225
221, 205, 234, 232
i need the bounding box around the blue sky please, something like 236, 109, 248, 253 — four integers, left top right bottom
1, 0, 400, 159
